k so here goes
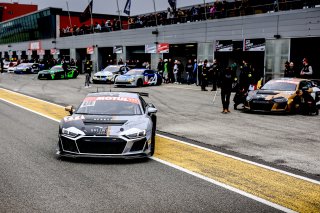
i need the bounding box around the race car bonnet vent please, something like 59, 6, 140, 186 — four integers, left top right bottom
83, 119, 128, 125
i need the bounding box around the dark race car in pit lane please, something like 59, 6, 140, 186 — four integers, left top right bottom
244, 78, 319, 113
57, 92, 158, 159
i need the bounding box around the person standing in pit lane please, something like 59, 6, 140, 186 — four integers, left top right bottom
62, 58, 69, 79
211, 59, 220, 91
300, 58, 313, 79
219, 67, 234, 113
201, 59, 209, 91
186, 59, 194, 85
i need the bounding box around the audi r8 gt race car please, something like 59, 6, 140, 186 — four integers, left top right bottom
37, 65, 79, 80
92, 65, 130, 84
114, 69, 162, 87
57, 92, 157, 159
14, 63, 40, 74
244, 78, 319, 113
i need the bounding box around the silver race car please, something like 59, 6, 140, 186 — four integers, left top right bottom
114, 68, 162, 87
92, 65, 130, 83
57, 92, 157, 159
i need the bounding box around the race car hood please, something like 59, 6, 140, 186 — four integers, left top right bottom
60, 114, 151, 137
95, 71, 113, 76
251, 90, 295, 100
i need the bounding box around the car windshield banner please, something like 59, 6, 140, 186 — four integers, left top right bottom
158, 43, 169, 53
244, 39, 265, 51
216, 40, 233, 52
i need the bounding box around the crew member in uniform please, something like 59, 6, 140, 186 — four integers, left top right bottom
85, 59, 93, 82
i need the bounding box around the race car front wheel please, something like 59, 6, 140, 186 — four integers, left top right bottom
150, 116, 157, 156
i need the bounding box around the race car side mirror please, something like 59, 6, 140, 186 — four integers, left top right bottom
65, 105, 75, 115
147, 107, 157, 114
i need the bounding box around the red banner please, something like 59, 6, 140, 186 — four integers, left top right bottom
157, 43, 169, 53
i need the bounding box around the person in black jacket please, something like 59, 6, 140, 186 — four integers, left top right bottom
219, 67, 234, 113
177, 60, 184, 84
201, 59, 209, 91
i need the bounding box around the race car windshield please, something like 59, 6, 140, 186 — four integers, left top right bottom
261, 81, 297, 91
103, 66, 120, 72
76, 98, 142, 115
125, 70, 144, 75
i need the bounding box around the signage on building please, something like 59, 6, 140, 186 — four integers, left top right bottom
50, 48, 60, 55
113, 46, 123, 54
29, 41, 41, 50
26, 50, 32, 55
145, 43, 170, 54
158, 43, 169, 53
16, 50, 22, 56
244, 39, 265, 51
145, 44, 157, 53
87, 46, 94, 55
215, 40, 233, 52
37, 49, 45, 55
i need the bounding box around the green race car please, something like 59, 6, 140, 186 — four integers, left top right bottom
38, 65, 79, 80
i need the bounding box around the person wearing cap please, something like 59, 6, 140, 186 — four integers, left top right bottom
300, 58, 313, 79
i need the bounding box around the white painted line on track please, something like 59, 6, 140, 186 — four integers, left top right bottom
151, 157, 296, 213
157, 133, 320, 185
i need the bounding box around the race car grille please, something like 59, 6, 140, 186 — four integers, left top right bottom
61, 137, 79, 153
76, 137, 127, 154
250, 101, 273, 111
276, 102, 287, 110
130, 138, 147, 152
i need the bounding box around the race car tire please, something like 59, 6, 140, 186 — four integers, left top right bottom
137, 79, 143, 87
150, 116, 157, 156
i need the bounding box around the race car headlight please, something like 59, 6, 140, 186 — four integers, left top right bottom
272, 97, 288, 103
122, 128, 146, 139
62, 127, 85, 138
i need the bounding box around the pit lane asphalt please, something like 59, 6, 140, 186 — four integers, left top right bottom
0, 100, 280, 212
0, 73, 319, 176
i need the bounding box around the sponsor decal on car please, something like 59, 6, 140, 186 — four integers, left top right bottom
64, 115, 85, 122
83, 96, 140, 104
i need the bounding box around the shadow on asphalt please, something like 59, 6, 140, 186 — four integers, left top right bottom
56, 156, 151, 165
